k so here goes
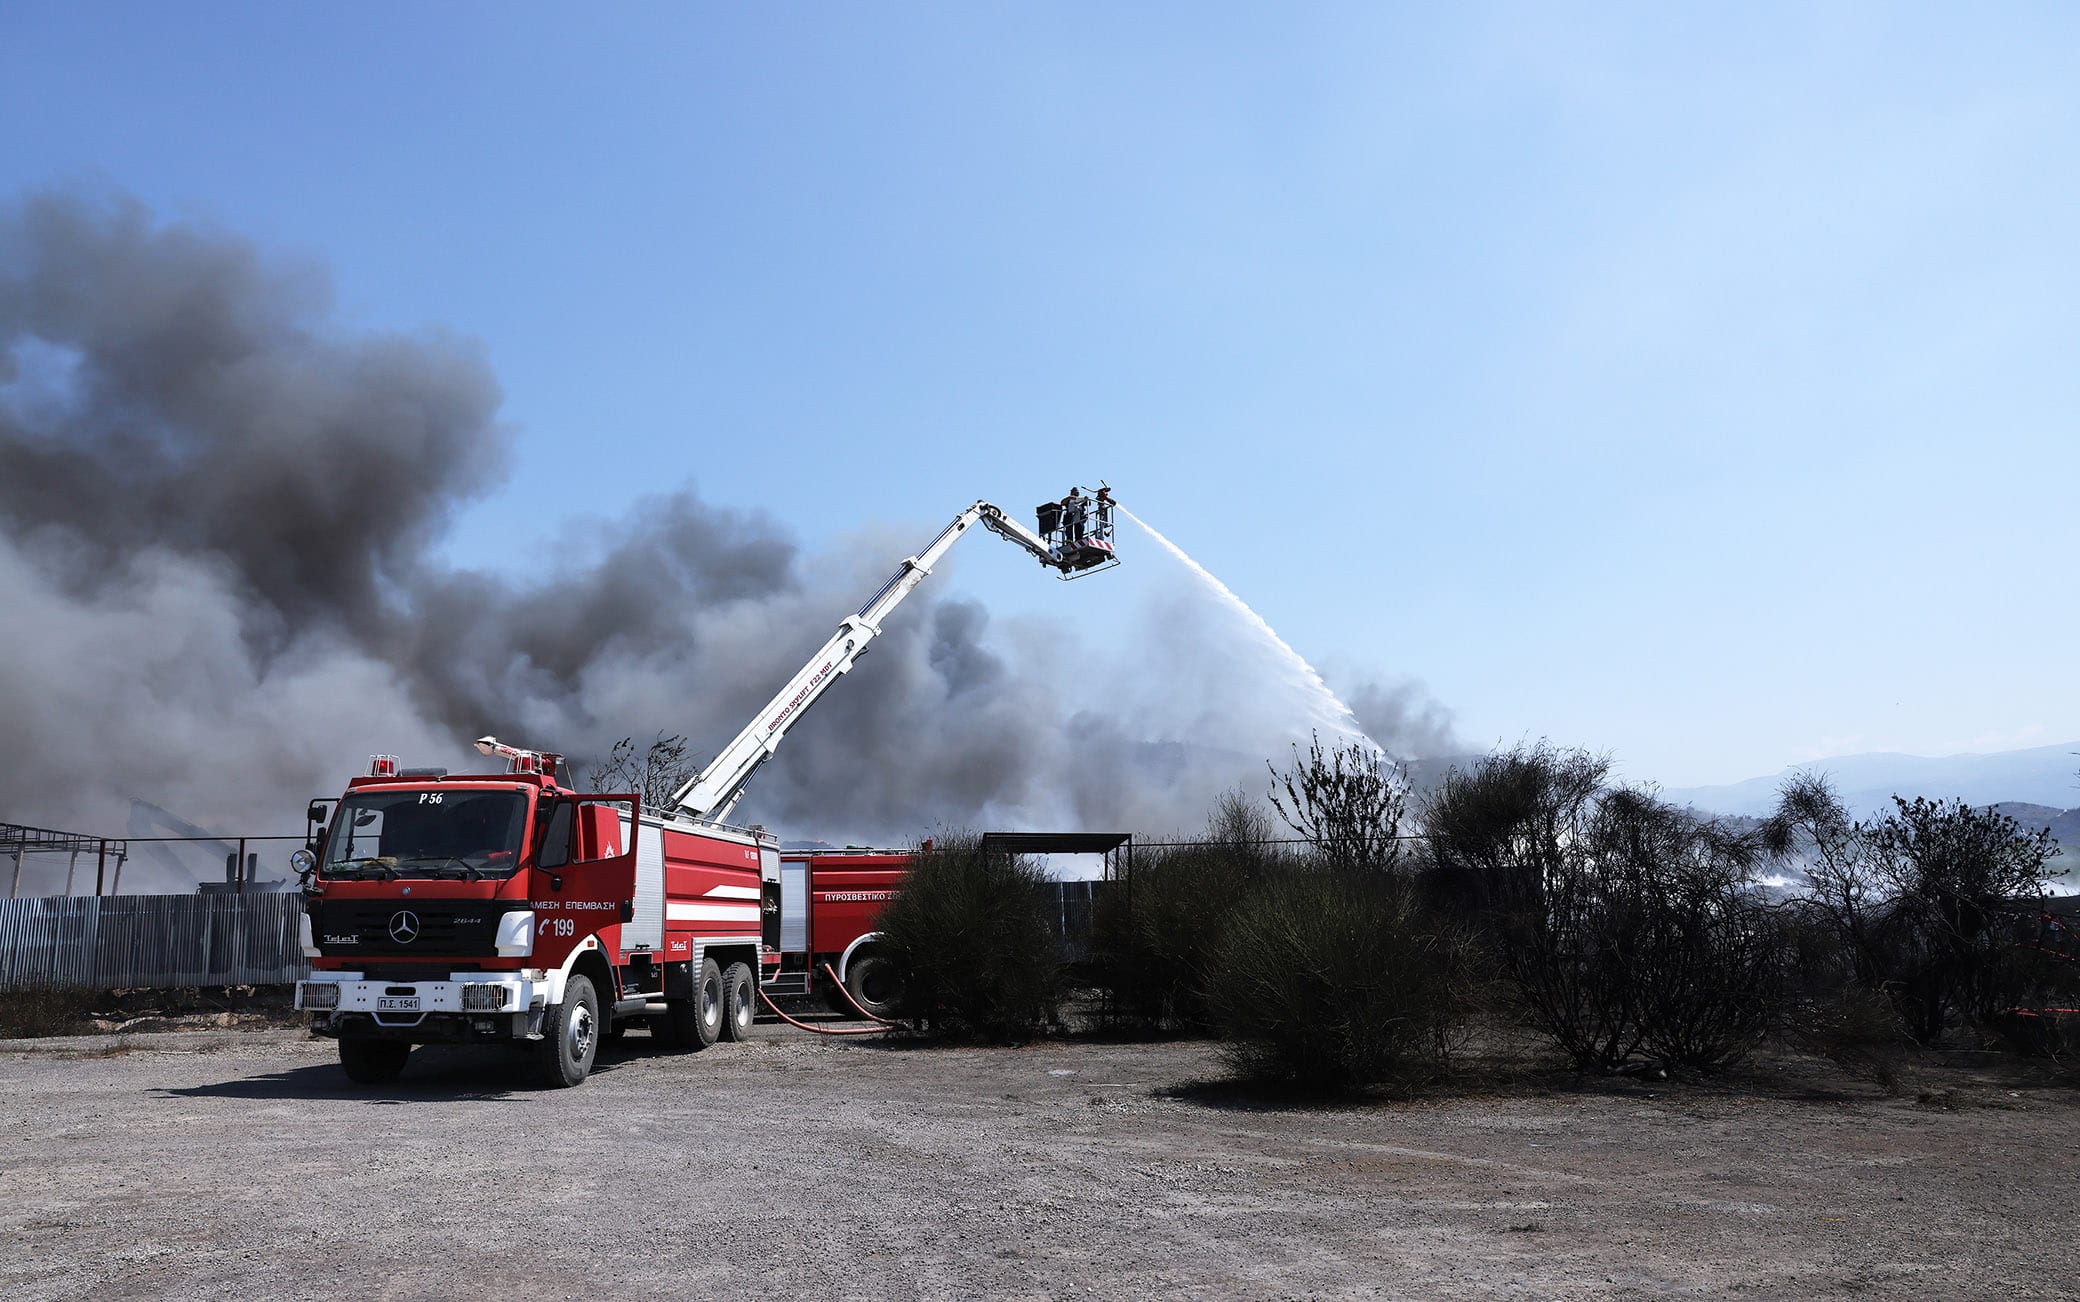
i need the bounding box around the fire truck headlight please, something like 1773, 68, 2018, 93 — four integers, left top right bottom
289, 848, 316, 876
462, 983, 511, 1011
300, 982, 340, 1010
494, 911, 535, 957
298, 913, 320, 958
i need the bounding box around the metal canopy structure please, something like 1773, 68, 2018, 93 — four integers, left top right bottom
2, 823, 129, 899
979, 832, 1131, 857
980, 832, 1134, 886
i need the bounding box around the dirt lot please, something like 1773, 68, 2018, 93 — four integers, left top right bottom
1, 1020, 2074, 1300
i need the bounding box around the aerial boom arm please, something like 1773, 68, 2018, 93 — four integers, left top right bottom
667, 499, 1103, 823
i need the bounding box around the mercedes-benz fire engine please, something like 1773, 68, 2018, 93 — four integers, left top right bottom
293, 491, 1117, 1086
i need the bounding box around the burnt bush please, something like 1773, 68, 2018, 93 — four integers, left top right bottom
1426, 745, 1780, 1073
876, 833, 1061, 1042
1595, 789, 1784, 1071
1092, 791, 1280, 1030
1206, 867, 1480, 1093
1764, 776, 2067, 1044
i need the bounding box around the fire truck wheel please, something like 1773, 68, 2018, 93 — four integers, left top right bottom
662, 959, 723, 1051
537, 974, 600, 1088
338, 1038, 410, 1085
720, 962, 755, 1041
844, 952, 902, 1020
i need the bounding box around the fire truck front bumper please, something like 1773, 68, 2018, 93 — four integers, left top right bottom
298, 972, 550, 1042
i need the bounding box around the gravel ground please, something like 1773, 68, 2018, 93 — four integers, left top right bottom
1, 1021, 2075, 1299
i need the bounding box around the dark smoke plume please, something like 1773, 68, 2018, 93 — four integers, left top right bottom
0, 191, 1456, 888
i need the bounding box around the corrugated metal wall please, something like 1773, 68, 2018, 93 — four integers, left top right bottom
0, 895, 308, 991
0, 885, 1107, 991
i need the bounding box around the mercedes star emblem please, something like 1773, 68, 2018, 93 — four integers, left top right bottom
388, 910, 421, 944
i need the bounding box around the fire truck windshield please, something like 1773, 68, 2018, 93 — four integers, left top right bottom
321, 790, 528, 881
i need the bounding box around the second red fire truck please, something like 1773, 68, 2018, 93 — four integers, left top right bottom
293, 492, 1116, 1086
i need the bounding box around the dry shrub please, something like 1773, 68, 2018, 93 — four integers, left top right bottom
0, 988, 98, 1039
877, 834, 1061, 1042
1987, 1008, 2080, 1063
1783, 984, 1912, 1092
1268, 733, 1409, 872
1207, 869, 1480, 1093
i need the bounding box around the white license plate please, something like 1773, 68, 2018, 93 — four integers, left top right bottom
377, 996, 421, 1011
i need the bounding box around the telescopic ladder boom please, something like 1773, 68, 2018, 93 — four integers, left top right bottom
667, 495, 1116, 823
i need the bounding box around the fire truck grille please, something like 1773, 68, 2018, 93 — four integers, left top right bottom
313, 901, 518, 957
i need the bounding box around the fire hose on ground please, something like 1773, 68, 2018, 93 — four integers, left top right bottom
753, 961, 901, 1036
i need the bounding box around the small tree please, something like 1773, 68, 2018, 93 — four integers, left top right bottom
1869, 797, 2062, 1040
589, 732, 698, 809
1267, 732, 1409, 872
1590, 789, 1780, 1070
1763, 774, 1893, 991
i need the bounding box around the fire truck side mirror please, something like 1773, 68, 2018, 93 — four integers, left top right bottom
305, 800, 333, 850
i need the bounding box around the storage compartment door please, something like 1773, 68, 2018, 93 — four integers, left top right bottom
779, 859, 808, 953
624, 822, 666, 952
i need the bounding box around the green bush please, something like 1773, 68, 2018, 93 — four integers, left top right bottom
1206, 868, 1479, 1093
1092, 844, 1250, 1029
1093, 792, 1279, 1030
877, 834, 1062, 1041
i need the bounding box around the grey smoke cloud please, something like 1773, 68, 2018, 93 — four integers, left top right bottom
1343, 677, 1462, 762
0, 190, 1458, 887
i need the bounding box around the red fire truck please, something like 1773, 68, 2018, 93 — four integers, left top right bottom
293, 492, 1117, 1086
770, 848, 914, 1017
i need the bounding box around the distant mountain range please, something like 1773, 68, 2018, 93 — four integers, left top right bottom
1985, 804, 2080, 856
1662, 741, 2080, 824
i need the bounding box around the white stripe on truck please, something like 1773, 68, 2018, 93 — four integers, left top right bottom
665, 902, 762, 923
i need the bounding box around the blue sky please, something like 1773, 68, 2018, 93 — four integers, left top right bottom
4, 3, 2076, 789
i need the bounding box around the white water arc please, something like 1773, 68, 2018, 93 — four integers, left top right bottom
1119, 505, 1379, 753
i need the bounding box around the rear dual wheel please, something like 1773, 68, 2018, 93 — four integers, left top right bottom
721, 961, 755, 1041
844, 952, 902, 1020
660, 958, 723, 1051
